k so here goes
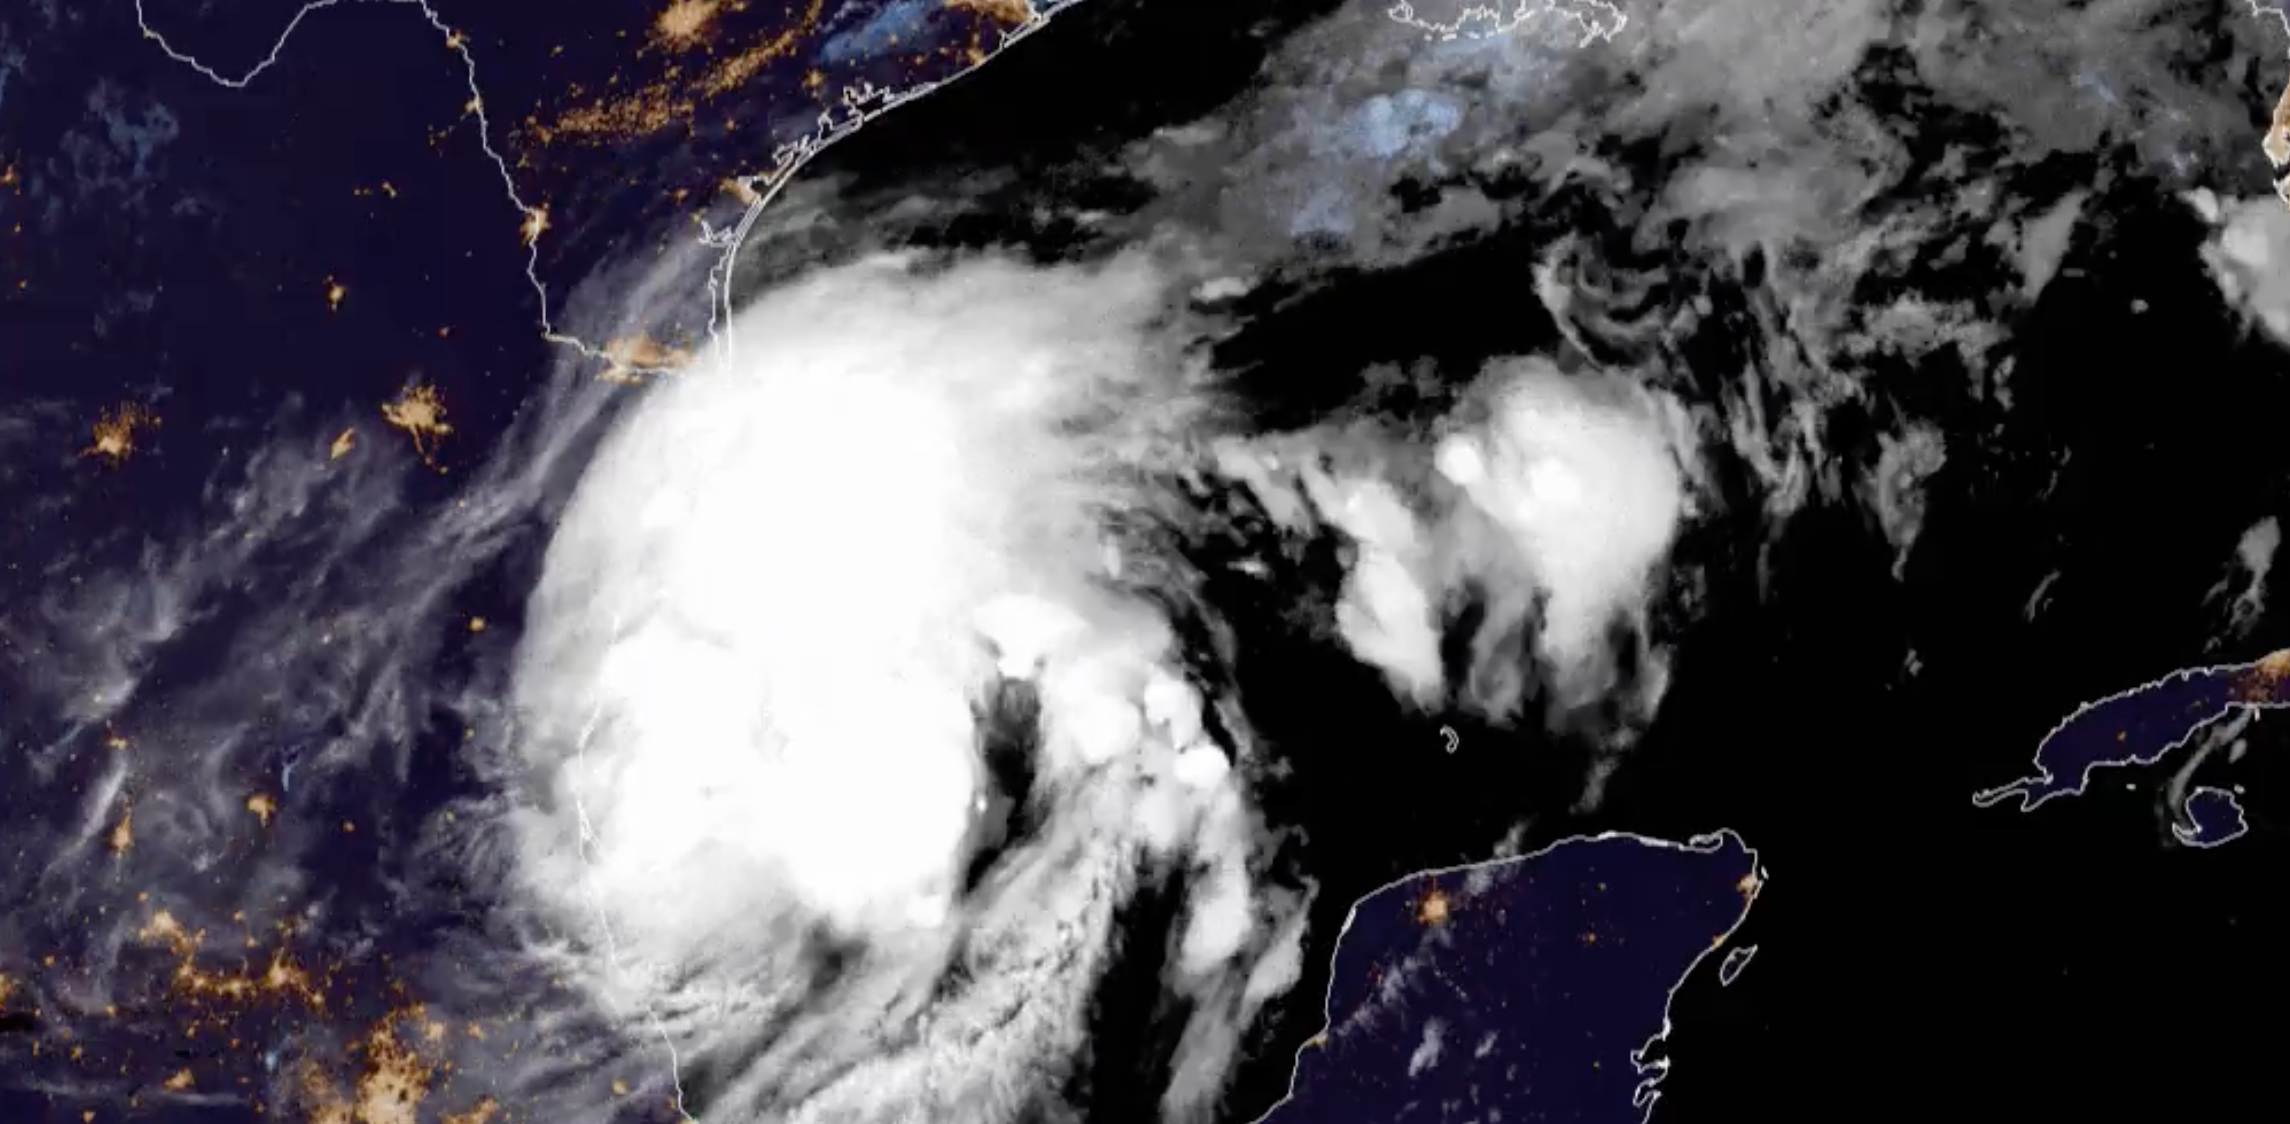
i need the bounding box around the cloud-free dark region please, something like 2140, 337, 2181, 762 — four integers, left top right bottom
1973, 652, 2290, 842
1259, 831, 1760, 1124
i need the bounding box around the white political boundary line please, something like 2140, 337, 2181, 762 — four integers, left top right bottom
701, 8, 1064, 363
129, 2, 1068, 1117
2250, 1, 2290, 71
133, 4, 702, 1112
133, 0, 1063, 375
130, 0, 636, 362
2248, 1, 2290, 189
129, 3, 1675, 1119
1385, 0, 1627, 48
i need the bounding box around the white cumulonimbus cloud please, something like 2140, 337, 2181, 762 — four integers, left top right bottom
1436, 368, 1692, 704
1226, 360, 1695, 732
504, 250, 1300, 1121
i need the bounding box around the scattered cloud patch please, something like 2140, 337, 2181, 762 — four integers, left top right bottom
506, 250, 1303, 1121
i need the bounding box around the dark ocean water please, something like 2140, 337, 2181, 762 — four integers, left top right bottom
5, 0, 2290, 1122
727, 5, 2290, 1119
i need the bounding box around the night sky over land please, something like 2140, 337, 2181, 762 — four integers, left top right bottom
8, 1, 2290, 1122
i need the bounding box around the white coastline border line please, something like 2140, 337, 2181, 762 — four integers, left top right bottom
1243, 827, 1767, 1124
1968, 658, 2273, 812
131, 0, 1063, 380
124, 1, 1057, 1113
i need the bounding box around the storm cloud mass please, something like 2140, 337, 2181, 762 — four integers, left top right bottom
499, 223, 1708, 1118
7, 0, 2290, 1120
505, 249, 1303, 1122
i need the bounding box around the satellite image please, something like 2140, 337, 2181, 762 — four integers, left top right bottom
3, 0, 2289, 1120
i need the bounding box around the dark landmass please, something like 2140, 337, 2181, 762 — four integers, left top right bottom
143, 0, 1072, 347
1972, 650, 2288, 827
2173, 785, 2251, 848
1254, 831, 1761, 1124
0, 2, 1090, 1121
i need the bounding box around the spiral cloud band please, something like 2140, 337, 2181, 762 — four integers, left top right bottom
504, 250, 1295, 1121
